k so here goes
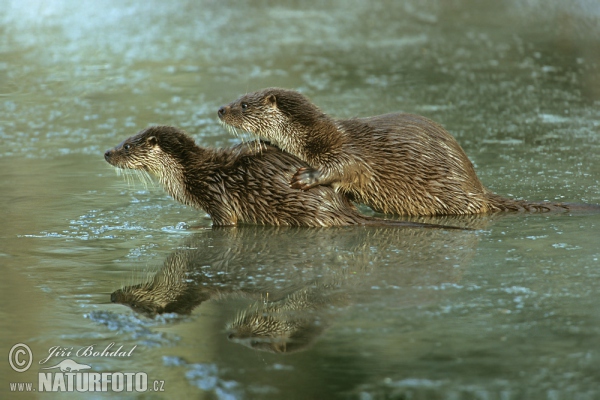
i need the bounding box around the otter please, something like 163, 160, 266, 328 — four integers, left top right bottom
104, 125, 464, 228
218, 88, 585, 216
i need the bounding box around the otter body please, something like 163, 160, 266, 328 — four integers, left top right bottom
104, 126, 461, 228
218, 88, 575, 216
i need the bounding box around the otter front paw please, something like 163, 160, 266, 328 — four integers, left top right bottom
291, 167, 321, 190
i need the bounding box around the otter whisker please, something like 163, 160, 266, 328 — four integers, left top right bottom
113, 165, 156, 191
133, 169, 154, 189
132, 170, 147, 189
121, 169, 133, 188
127, 170, 138, 188
141, 170, 154, 187
221, 121, 258, 145
112, 166, 133, 188
220, 121, 241, 141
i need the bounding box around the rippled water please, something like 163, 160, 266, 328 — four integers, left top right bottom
2, 0, 600, 398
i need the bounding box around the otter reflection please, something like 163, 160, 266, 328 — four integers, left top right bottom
111, 227, 314, 318
111, 225, 479, 353
227, 282, 350, 354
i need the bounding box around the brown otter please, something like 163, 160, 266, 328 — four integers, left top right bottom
104, 125, 465, 228
218, 88, 584, 216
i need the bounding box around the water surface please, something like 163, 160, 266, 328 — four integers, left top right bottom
2, 0, 599, 398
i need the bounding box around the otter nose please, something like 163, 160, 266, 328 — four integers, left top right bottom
110, 292, 117, 303
104, 149, 112, 160
217, 106, 226, 118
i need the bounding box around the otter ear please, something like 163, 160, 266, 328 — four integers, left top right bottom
146, 136, 157, 146
266, 94, 277, 109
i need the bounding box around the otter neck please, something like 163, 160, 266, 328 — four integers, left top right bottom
281, 115, 342, 165
164, 147, 240, 223
154, 163, 185, 205
154, 146, 210, 208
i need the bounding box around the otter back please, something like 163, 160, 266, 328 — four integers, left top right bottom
218, 88, 596, 216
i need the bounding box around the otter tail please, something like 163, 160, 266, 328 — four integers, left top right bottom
486, 193, 600, 214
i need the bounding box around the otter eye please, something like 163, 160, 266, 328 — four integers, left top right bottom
241, 102, 248, 110
123, 143, 132, 151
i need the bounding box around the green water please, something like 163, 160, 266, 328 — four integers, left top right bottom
2, 1, 599, 398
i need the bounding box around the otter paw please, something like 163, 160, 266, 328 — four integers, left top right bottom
291, 167, 320, 190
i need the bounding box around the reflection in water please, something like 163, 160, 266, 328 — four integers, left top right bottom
227, 283, 347, 354
112, 225, 478, 353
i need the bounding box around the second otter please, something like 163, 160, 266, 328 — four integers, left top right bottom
218, 88, 575, 216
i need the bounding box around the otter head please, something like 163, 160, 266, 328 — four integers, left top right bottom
111, 278, 210, 318
104, 126, 203, 202
218, 88, 325, 155
104, 126, 197, 175
226, 305, 319, 354
111, 284, 165, 318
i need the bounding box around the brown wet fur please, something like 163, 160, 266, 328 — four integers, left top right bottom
218, 88, 595, 216
104, 125, 465, 228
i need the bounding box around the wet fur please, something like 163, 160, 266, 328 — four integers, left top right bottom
218, 88, 585, 216
104, 125, 465, 228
